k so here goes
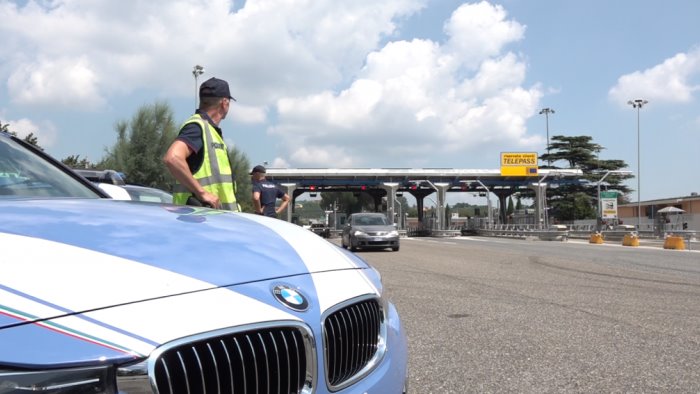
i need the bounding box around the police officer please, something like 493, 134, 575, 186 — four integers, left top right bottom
163, 77, 239, 210
250, 165, 290, 218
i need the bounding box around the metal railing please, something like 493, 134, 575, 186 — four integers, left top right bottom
474, 224, 569, 241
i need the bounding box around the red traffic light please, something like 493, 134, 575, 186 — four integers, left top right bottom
309, 185, 316, 191
360, 185, 367, 191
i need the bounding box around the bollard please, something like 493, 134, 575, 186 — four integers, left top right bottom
663, 235, 686, 250
622, 233, 639, 247
589, 232, 604, 244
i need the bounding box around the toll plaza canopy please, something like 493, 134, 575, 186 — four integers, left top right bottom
264, 168, 584, 229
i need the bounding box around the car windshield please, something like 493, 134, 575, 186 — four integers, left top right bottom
355, 215, 388, 226
0, 134, 101, 199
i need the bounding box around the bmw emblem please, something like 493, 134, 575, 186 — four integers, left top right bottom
272, 284, 309, 312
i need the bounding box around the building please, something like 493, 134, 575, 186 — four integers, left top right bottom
618, 193, 699, 233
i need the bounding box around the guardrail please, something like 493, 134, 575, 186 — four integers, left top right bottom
476, 225, 569, 241
405, 227, 461, 238
665, 230, 698, 241
402, 224, 696, 246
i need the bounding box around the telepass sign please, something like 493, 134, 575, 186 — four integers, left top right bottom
500, 152, 538, 176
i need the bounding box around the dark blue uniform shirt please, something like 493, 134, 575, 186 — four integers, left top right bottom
253, 180, 285, 217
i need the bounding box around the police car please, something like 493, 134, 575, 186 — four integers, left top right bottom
0, 132, 408, 393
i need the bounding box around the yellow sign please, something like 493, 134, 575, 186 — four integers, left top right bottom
500, 152, 538, 176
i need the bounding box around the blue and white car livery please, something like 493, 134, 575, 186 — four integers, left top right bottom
0, 132, 408, 393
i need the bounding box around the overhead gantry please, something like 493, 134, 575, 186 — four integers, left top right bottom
265, 168, 584, 230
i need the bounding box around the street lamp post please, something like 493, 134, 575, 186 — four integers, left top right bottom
539, 107, 555, 166
192, 65, 205, 110
627, 99, 648, 229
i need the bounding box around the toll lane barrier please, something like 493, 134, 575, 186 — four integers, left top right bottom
622, 233, 640, 247
663, 235, 686, 250
589, 233, 604, 244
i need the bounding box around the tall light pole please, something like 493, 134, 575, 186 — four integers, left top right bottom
627, 99, 648, 229
192, 65, 205, 110
539, 107, 555, 166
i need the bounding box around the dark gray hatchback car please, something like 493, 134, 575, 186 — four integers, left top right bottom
341, 212, 400, 252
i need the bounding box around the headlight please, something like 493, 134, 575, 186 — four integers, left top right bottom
116, 361, 151, 393
353, 230, 367, 236
0, 366, 114, 393
388, 230, 399, 237
0, 360, 151, 394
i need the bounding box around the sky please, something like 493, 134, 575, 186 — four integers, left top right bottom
1, 0, 699, 202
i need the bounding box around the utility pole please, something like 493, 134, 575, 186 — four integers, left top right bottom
539, 107, 555, 166
192, 65, 205, 110
627, 99, 648, 230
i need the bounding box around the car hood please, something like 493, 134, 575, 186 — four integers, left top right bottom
0, 199, 371, 329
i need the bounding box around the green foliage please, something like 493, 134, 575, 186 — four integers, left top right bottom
99, 101, 178, 190
62, 155, 95, 169
1, 123, 43, 151
540, 135, 602, 169
98, 101, 253, 210
320, 191, 377, 215
229, 147, 252, 213
450, 202, 481, 217
539, 135, 633, 221
293, 200, 325, 224
507, 196, 514, 215
22, 133, 42, 150
550, 192, 596, 222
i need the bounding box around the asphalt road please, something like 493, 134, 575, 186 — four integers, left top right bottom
331, 236, 700, 393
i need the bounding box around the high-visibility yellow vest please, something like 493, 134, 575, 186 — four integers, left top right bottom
172, 114, 238, 211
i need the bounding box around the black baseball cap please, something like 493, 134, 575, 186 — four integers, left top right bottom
199, 77, 236, 101
249, 165, 266, 175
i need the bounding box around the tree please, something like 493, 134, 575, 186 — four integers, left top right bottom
320, 192, 366, 216
99, 101, 254, 212
319, 189, 387, 217
507, 196, 514, 216
539, 135, 633, 221
1, 121, 44, 150
229, 147, 252, 213
99, 101, 178, 190
62, 155, 95, 169
21, 132, 42, 150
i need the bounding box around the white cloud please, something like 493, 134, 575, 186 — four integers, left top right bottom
1, 115, 58, 148
271, 1, 540, 167
608, 48, 700, 106
0, 0, 426, 107
270, 157, 290, 168
290, 145, 356, 167
444, 1, 526, 69
7, 57, 105, 109
0, 0, 543, 168
230, 104, 267, 124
